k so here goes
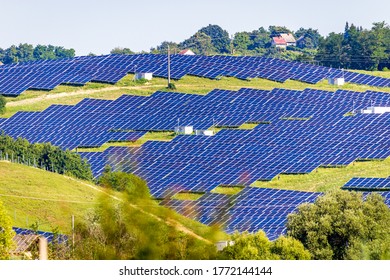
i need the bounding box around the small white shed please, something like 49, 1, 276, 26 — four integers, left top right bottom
195, 129, 214, 136
174, 125, 193, 135
360, 106, 390, 114
135, 72, 153, 80
328, 77, 345, 86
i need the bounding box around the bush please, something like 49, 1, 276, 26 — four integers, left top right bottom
98, 167, 150, 200
0, 95, 6, 115
0, 200, 14, 260
167, 82, 176, 90
219, 231, 310, 260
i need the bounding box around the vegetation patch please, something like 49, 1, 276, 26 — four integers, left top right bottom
172, 192, 205, 201
237, 123, 259, 130
77, 131, 176, 152
251, 157, 390, 192
212, 185, 245, 195
280, 116, 311, 121
0, 134, 92, 180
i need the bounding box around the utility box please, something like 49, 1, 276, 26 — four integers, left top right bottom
328, 77, 345, 86
361, 106, 390, 114
195, 129, 214, 136
174, 125, 193, 135
135, 72, 153, 80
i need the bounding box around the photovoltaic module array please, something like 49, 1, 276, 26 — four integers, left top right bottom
1, 87, 389, 238
160, 188, 390, 240
1, 87, 389, 196
342, 176, 390, 191
13, 227, 68, 244
1, 54, 390, 96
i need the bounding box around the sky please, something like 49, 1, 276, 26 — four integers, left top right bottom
0, 0, 389, 56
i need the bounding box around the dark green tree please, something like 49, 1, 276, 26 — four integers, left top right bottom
315, 32, 344, 68
198, 24, 231, 54
268, 25, 293, 37
295, 28, 322, 49
180, 32, 214, 55
233, 32, 251, 54
287, 190, 390, 260
110, 47, 135, 55
150, 41, 178, 54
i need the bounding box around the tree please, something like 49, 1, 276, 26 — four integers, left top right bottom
198, 24, 231, 54
150, 41, 178, 54
98, 168, 150, 200
220, 231, 275, 260
268, 25, 293, 37
248, 28, 271, 50
110, 47, 135, 55
295, 28, 322, 49
0, 95, 6, 115
271, 236, 311, 260
0, 44, 75, 64
73, 190, 217, 260
180, 32, 214, 55
315, 32, 344, 68
233, 32, 251, 53
219, 231, 310, 260
0, 200, 14, 260
287, 190, 390, 260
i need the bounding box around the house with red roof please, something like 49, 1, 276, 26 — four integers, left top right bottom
178, 49, 195, 55
271, 33, 296, 49
271, 36, 287, 49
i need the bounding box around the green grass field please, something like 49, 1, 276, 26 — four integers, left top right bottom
251, 158, 390, 192
0, 160, 224, 240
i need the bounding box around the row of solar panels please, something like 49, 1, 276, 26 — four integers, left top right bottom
13, 227, 67, 244
342, 177, 390, 191
161, 187, 390, 240
1, 87, 389, 197
79, 111, 389, 198
1, 87, 389, 150
1, 54, 390, 96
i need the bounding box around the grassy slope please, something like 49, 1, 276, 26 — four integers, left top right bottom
251, 158, 390, 192
0, 161, 224, 240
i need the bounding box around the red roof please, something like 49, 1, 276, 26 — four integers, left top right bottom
272, 37, 287, 45
179, 49, 193, 55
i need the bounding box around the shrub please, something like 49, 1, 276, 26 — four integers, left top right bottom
0, 95, 6, 115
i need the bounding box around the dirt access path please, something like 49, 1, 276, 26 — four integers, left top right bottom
6, 84, 164, 107
68, 177, 213, 244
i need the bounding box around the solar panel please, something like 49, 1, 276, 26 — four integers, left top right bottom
2, 54, 390, 96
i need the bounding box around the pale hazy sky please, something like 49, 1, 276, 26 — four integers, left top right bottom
0, 0, 389, 56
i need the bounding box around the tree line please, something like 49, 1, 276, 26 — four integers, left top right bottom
0, 134, 92, 180
0, 43, 75, 64
147, 22, 390, 71
1, 22, 389, 71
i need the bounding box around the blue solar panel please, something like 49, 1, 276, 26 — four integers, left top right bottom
1, 54, 390, 96
13, 227, 68, 244
342, 177, 390, 191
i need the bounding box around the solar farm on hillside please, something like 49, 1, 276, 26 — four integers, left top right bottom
1, 54, 390, 240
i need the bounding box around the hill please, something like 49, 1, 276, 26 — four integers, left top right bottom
0, 161, 223, 242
